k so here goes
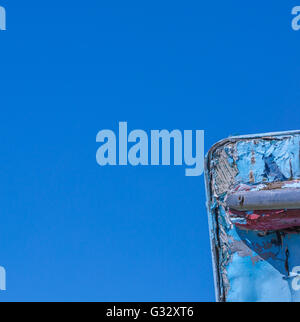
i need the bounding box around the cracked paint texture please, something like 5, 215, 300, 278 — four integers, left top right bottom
205, 131, 300, 302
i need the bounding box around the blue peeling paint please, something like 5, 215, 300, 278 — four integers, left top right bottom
205, 131, 300, 302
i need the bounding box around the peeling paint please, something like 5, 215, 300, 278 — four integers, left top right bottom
205, 130, 300, 302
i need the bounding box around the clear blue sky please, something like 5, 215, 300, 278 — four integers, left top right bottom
0, 1, 300, 301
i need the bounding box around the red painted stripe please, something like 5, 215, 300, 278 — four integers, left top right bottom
229, 209, 300, 231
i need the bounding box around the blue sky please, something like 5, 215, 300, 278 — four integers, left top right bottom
0, 1, 300, 301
